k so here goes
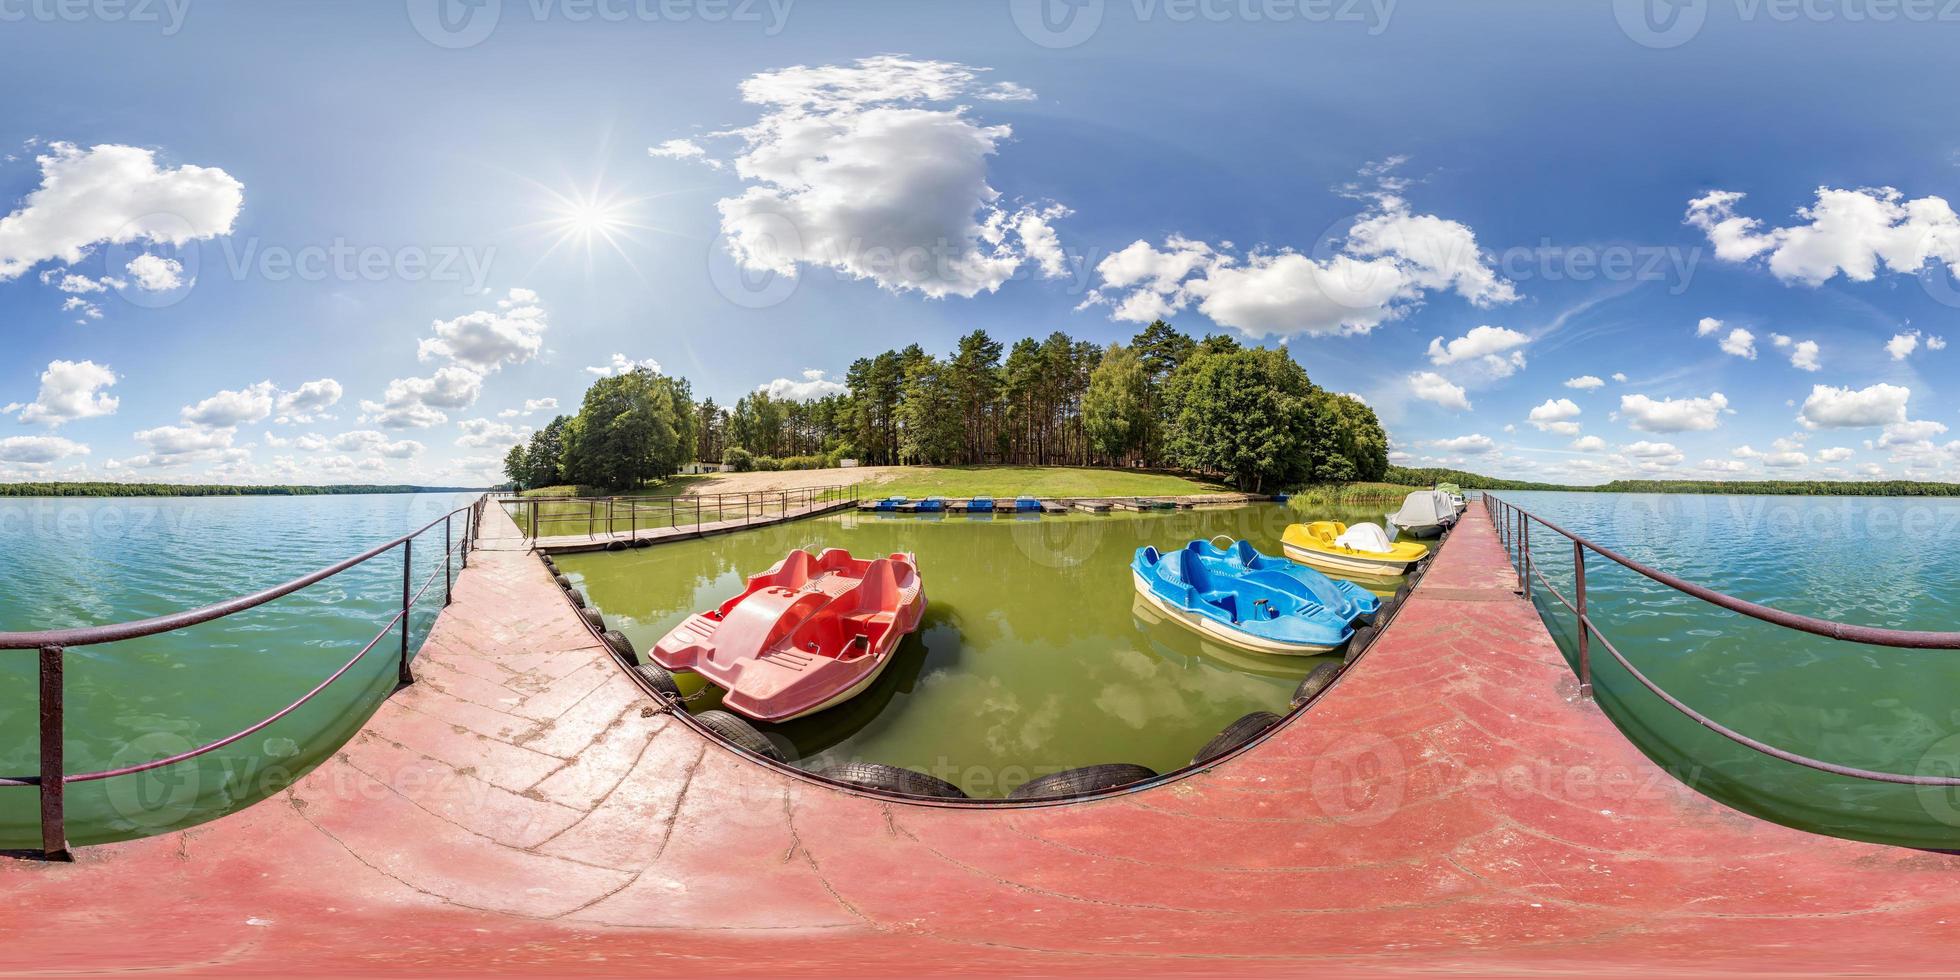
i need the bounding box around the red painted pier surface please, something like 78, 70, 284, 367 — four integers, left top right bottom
7, 502, 1960, 976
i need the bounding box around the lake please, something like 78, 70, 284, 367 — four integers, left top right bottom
1501, 491, 1960, 849
0, 492, 478, 848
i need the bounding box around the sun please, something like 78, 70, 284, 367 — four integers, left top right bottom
514, 174, 688, 278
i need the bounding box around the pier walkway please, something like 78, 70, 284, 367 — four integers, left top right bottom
6, 502, 1960, 975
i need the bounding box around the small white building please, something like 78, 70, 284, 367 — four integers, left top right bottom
679, 462, 734, 475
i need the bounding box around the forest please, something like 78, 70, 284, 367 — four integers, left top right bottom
504, 321, 1391, 494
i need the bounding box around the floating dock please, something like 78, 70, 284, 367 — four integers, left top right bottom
9, 501, 1955, 975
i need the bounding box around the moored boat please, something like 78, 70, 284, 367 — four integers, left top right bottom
1386, 490, 1458, 539
1281, 521, 1428, 578
650, 549, 926, 723
1132, 538, 1372, 655
1435, 482, 1468, 513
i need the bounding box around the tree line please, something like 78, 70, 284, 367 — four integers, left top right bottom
504, 321, 1391, 494
1385, 466, 1960, 498
0, 483, 477, 498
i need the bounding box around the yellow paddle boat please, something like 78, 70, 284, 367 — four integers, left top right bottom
1281, 521, 1428, 578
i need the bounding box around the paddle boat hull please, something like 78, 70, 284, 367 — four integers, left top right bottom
1282, 521, 1428, 578
651, 549, 926, 723
1131, 539, 1363, 656
1386, 490, 1458, 539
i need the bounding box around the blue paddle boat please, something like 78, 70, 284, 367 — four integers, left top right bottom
969, 497, 996, 513
1131, 538, 1379, 655
874, 496, 908, 512
918, 496, 947, 513
1013, 496, 1041, 513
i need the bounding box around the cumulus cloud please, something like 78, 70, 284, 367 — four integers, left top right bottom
0, 142, 242, 280
1427, 433, 1496, 454
1696, 316, 1723, 337
1407, 371, 1471, 412
125, 253, 186, 291
586, 353, 663, 377
275, 378, 342, 423
1564, 375, 1605, 391
1619, 391, 1730, 433
0, 434, 89, 464
8, 359, 118, 426
760, 369, 849, 402
694, 56, 1067, 299
1717, 327, 1757, 359
1886, 329, 1945, 361
126, 424, 248, 468
522, 396, 558, 414
359, 366, 483, 429
1788, 339, 1822, 371
1527, 397, 1582, 435
1570, 434, 1607, 452
1621, 440, 1683, 465
1426, 325, 1528, 377
417, 288, 548, 372
454, 418, 523, 449
330, 429, 425, 458
1817, 446, 1854, 462
1084, 160, 1514, 338
1796, 382, 1910, 428
1686, 186, 1960, 286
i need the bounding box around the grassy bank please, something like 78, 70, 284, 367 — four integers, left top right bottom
862, 466, 1230, 500
1287, 482, 1424, 507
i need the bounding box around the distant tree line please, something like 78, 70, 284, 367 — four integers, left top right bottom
1385, 465, 1960, 498
503, 321, 1391, 494
0, 483, 478, 498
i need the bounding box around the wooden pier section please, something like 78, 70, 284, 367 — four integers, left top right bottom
8, 501, 1960, 975
527, 496, 857, 553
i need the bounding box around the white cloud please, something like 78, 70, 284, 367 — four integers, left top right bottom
522, 396, 558, 414
647, 138, 723, 169
416, 288, 548, 372
1426, 325, 1528, 377
1619, 391, 1729, 433
1427, 433, 1496, 454
1817, 446, 1854, 462
1564, 375, 1605, 391
1611, 372, 1628, 382
1570, 435, 1607, 452
1796, 382, 1911, 428
330, 429, 425, 458
10, 359, 118, 426
0, 434, 89, 464
1085, 161, 1513, 338
1527, 397, 1582, 435
760, 369, 849, 402
0, 142, 242, 280
1698, 459, 1748, 474
129, 424, 244, 467
1696, 316, 1723, 337
1621, 440, 1683, 464
1930, 336, 1950, 351
1878, 418, 1949, 449
178, 380, 273, 428
1788, 339, 1821, 371
1718, 327, 1757, 359
1687, 186, 1960, 286
586, 353, 663, 377
978, 81, 1037, 101
1407, 371, 1471, 412
125, 253, 186, 291
358, 366, 483, 429
1886, 331, 1920, 360
710, 55, 1068, 299
275, 378, 342, 422
454, 418, 523, 449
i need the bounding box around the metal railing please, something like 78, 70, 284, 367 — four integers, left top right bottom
1, 495, 490, 860
1485, 494, 1960, 787
504, 484, 861, 542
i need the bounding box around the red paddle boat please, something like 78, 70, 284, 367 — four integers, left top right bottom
650, 549, 926, 723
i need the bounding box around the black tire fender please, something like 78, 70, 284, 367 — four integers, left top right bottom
601, 629, 636, 663
632, 662, 681, 702
1008, 763, 1159, 801
579, 605, 605, 631
1290, 662, 1343, 708
1344, 624, 1379, 665
817, 762, 968, 799
1192, 711, 1284, 766
694, 709, 784, 760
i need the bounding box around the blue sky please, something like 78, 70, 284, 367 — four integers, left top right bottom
4, 0, 1960, 485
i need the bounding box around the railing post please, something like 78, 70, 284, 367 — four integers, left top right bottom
1574, 540, 1592, 699
399, 538, 415, 686
460, 506, 471, 570
39, 644, 68, 861
608, 497, 616, 538
630, 498, 638, 540
443, 516, 453, 608
695, 496, 702, 532
528, 500, 537, 541
1519, 514, 1530, 597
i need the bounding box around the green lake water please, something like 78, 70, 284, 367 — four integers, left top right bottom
1504, 491, 1960, 849
0, 493, 476, 848
556, 503, 1384, 798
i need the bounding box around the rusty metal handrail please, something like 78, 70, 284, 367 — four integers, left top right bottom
1, 494, 488, 860
504, 484, 860, 541
1485, 494, 1960, 788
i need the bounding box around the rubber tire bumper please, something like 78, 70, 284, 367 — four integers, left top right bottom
1192, 710, 1283, 766
1290, 662, 1343, 708
1008, 763, 1159, 801
693, 709, 784, 761
632, 662, 682, 702
818, 762, 968, 799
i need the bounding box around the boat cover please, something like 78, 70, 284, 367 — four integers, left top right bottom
1335, 522, 1395, 552
1388, 491, 1454, 529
